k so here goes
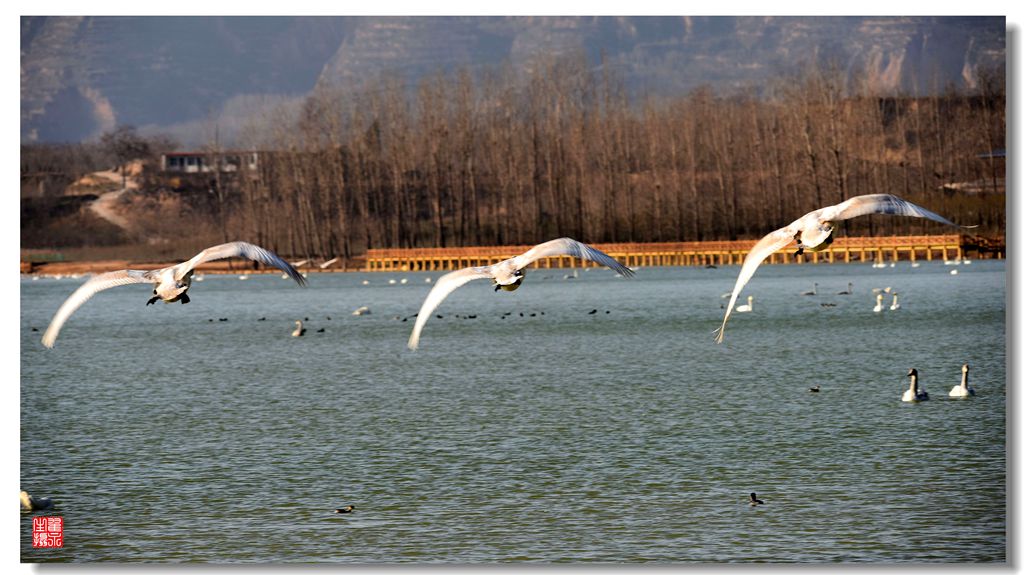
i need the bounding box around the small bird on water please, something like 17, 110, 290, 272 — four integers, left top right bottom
749, 493, 765, 506
334, 505, 355, 514
808, 385, 821, 392
21, 490, 54, 511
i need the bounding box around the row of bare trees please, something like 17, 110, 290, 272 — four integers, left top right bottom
25, 54, 1004, 260
225, 55, 1003, 261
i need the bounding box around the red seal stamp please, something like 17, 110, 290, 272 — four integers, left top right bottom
32, 516, 63, 548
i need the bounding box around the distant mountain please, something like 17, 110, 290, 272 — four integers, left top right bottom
21, 16, 1005, 145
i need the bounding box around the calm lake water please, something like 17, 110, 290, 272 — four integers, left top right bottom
20, 260, 1005, 563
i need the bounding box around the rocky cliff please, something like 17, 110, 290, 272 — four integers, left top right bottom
21, 16, 1005, 145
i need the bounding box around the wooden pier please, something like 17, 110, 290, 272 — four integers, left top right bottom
363, 235, 980, 272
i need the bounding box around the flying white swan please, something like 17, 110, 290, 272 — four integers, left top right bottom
902, 368, 929, 402
714, 194, 974, 343
41, 241, 306, 348
949, 363, 976, 398
407, 238, 633, 350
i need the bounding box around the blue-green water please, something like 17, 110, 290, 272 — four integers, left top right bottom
20, 260, 1005, 562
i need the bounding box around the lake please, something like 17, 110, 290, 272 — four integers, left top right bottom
20, 259, 1006, 563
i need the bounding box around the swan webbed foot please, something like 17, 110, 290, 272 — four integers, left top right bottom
146, 296, 160, 306
179, 294, 190, 304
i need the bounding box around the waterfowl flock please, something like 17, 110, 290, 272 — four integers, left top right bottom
35, 198, 984, 405
30, 194, 989, 519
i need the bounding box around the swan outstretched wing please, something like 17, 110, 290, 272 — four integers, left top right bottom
714, 226, 799, 344
176, 241, 307, 285
511, 238, 634, 276
41, 270, 156, 348
407, 266, 494, 350
818, 194, 976, 228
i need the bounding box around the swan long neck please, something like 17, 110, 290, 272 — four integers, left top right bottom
909, 373, 918, 393
961, 366, 969, 388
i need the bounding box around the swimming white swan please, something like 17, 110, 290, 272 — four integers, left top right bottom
407, 238, 633, 350
873, 294, 885, 312
714, 194, 974, 343
41, 242, 306, 348
735, 295, 753, 312
291, 320, 306, 337
949, 363, 976, 398
837, 282, 853, 295
889, 293, 901, 311
902, 368, 930, 402
800, 282, 818, 296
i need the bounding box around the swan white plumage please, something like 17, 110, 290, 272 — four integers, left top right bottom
801, 282, 818, 296
41, 241, 306, 348
949, 363, 976, 398
902, 368, 929, 402
873, 294, 885, 313
407, 238, 633, 350
714, 194, 974, 343
889, 293, 901, 311
837, 282, 853, 295
735, 295, 753, 312
291, 320, 306, 337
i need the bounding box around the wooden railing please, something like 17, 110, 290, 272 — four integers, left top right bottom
363, 235, 973, 272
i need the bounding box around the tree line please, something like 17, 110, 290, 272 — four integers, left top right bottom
23, 54, 1005, 261
231, 55, 1003, 261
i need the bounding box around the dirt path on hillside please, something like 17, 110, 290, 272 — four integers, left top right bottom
89, 188, 133, 231
85, 165, 140, 232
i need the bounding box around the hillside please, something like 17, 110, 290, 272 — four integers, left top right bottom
21, 16, 1005, 145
